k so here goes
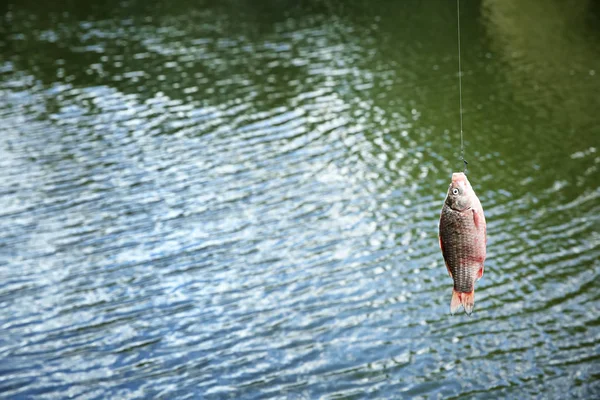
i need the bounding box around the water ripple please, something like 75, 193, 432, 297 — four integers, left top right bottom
1, 0, 599, 399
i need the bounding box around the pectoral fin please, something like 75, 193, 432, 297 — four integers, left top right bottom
472, 208, 487, 244
472, 208, 481, 229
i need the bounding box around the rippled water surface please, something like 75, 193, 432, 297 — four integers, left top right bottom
1, 0, 599, 398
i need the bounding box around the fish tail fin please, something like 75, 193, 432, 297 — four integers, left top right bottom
450, 289, 462, 315
461, 291, 475, 316
450, 290, 475, 315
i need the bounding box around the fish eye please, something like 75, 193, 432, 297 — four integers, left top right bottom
452, 188, 459, 195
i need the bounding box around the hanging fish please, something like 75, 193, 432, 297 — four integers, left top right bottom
439, 172, 487, 315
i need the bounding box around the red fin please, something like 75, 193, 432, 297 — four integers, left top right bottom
477, 265, 484, 280
461, 291, 475, 315
450, 290, 462, 315
451, 290, 476, 315
472, 208, 480, 229
473, 208, 487, 244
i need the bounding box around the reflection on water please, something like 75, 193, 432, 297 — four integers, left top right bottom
1, 0, 599, 398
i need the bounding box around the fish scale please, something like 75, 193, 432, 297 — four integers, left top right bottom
441, 211, 478, 292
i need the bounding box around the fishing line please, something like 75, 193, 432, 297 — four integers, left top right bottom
456, 0, 467, 173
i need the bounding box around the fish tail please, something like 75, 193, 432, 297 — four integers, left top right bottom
461, 291, 475, 316
450, 290, 475, 316
450, 289, 462, 315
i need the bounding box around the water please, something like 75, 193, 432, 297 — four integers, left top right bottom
1, 0, 599, 398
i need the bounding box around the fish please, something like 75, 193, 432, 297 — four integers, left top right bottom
439, 172, 487, 315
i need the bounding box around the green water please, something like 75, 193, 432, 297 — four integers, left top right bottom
1, 0, 599, 398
